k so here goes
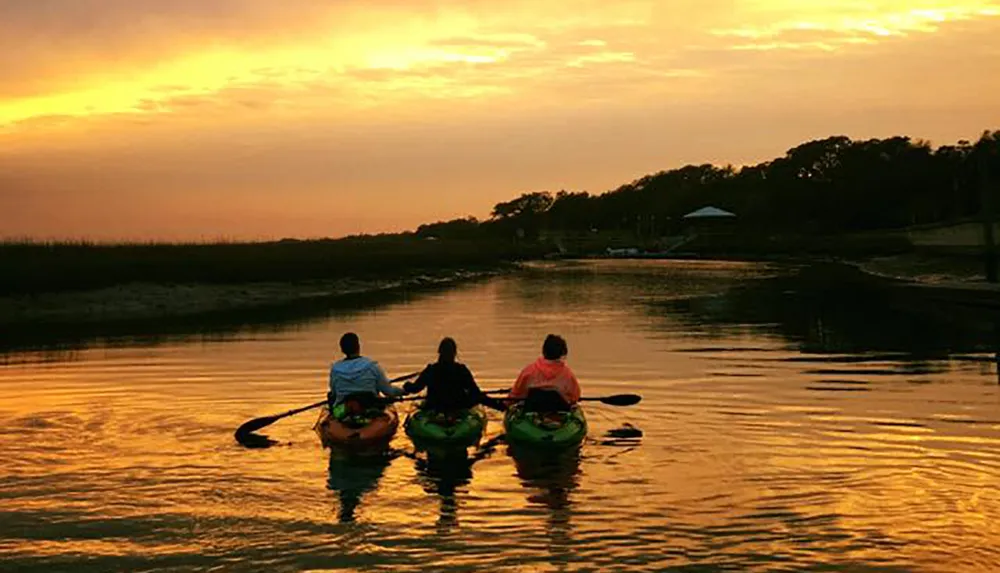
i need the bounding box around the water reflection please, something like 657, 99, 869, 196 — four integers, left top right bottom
507, 260, 772, 317
326, 450, 394, 523
651, 264, 996, 356
412, 435, 505, 529
509, 445, 582, 566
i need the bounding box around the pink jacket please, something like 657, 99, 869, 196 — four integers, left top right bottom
509, 357, 581, 405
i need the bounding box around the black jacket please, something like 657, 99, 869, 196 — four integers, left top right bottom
404, 361, 502, 411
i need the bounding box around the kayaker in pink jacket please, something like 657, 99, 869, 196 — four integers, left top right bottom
509, 334, 581, 410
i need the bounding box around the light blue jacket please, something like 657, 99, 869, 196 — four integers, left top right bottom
328, 356, 404, 404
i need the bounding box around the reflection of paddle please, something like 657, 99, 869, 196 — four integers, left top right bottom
235, 371, 420, 440
605, 423, 643, 439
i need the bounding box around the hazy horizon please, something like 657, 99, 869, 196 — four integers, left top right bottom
2, 1, 999, 241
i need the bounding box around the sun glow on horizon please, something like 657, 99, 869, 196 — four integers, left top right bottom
1, 1, 997, 133
713, 4, 1000, 43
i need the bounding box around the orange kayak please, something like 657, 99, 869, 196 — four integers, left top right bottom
314, 407, 399, 449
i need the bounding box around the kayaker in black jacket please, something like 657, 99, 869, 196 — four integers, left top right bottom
404, 337, 504, 411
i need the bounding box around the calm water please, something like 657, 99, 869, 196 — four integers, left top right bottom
2, 260, 999, 572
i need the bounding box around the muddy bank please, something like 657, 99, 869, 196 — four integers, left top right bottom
852, 253, 987, 285
0, 267, 505, 327
844, 254, 1000, 333
849, 254, 1000, 303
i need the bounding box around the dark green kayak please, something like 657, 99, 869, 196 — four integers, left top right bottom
404, 406, 488, 446
503, 403, 587, 447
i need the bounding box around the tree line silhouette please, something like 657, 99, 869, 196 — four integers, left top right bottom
417, 130, 1000, 241
4, 130, 997, 295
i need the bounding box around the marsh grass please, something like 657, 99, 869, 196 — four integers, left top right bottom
0, 235, 533, 295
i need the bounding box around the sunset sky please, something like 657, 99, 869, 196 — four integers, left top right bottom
1, 0, 998, 241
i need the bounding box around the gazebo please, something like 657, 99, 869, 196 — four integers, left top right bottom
681, 206, 737, 236
682, 206, 737, 220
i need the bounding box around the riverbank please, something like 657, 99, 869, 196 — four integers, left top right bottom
851, 253, 987, 285
842, 253, 1000, 330
4, 242, 994, 329
0, 266, 505, 327
0, 236, 541, 295
0, 235, 537, 330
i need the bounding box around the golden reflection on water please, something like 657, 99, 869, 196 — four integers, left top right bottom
1, 260, 999, 571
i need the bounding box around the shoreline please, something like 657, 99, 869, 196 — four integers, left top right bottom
0, 266, 508, 327
4, 251, 997, 331
576, 251, 1000, 318
845, 254, 1000, 305
835, 254, 1000, 328
847, 253, 987, 285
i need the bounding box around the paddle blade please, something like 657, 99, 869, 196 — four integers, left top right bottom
593, 394, 642, 407
235, 415, 280, 436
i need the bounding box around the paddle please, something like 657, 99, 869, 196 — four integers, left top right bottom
234, 371, 420, 437
395, 392, 641, 407
396, 392, 641, 407
505, 393, 641, 407
384, 388, 508, 405
579, 393, 642, 407
382, 390, 641, 408
384, 394, 429, 404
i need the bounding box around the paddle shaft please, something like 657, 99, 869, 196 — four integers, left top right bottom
388, 390, 506, 404
396, 392, 641, 407
505, 393, 641, 407
277, 400, 327, 418
580, 394, 641, 406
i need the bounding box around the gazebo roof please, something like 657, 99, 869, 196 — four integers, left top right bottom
682, 206, 737, 219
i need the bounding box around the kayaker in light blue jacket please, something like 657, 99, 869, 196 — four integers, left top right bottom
328, 332, 405, 415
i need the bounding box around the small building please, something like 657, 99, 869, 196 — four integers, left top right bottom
681, 206, 738, 236
682, 206, 737, 220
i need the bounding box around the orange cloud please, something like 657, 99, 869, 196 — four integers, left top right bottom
1, 0, 998, 240
4, 1, 992, 132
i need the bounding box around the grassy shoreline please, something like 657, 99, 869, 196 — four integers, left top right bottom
0, 236, 534, 328
0, 266, 508, 327
0, 236, 540, 295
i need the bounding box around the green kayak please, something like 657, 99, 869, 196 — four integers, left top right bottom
404, 406, 488, 446
503, 403, 587, 447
